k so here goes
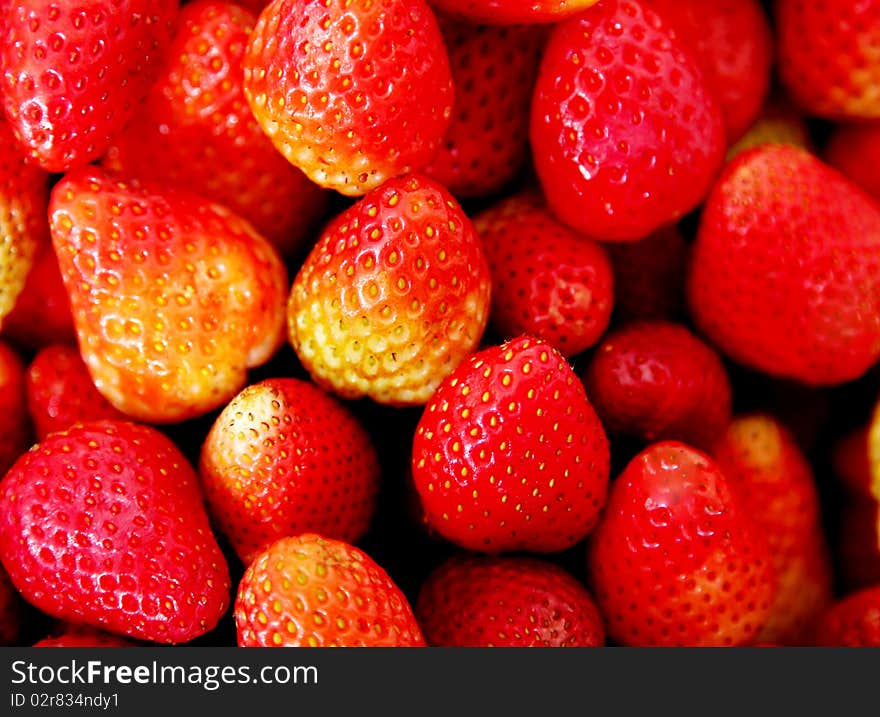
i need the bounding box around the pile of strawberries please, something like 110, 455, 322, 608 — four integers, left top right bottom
2, 0, 880, 648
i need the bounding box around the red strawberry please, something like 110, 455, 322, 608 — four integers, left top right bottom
422, 21, 547, 199
25, 344, 126, 440
530, 0, 725, 241
235, 533, 425, 647
711, 414, 833, 644
415, 554, 605, 646
0, 0, 178, 172
199, 377, 381, 565
473, 192, 614, 358
34, 625, 137, 648
776, 0, 880, 119
646, 0, 772, 143
242, 0, 454, 196
587, 440, 776, 646
814, 586, 880, 646
825, 122, 880, 202
287, 173, 491, 406
0, 420, 231, 644
411, 335, 610, 554
725, 94, 813, 161
688, 144, 880, 386
428, 0, 600, 24
0, 564, 21, 646
583, 321, 732, 451
102, 0, 329, 257
0, 340, 31, 476
49, 166, 288, 424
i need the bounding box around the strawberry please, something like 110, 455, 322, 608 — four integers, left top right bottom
25, 344, 126, 440
49, 166, 288, 424
473, 192, 614, 358
421, 21, 547, 199
687, 144, 880, 386
646, 0, 773, 143
415, 554, 605, 646
814, 586, 880, 646
33, 625, 137, 648
428, 0, 600, 24
530, 0, 725, 241
711, 414, 833, 644
101, 0, 329, 257
725, 94, 813, 161
235, 533, 425, 647
0, 0, 178, 172
288, 173, 491, 406
0, 564, 21, 646
587, 440, 776, 646
411, 336, 610, 554
0, 420, 231, 644
199, 377, 381, 565
0, 340, 31, 476
583, 321, 732, 451
242, 0, 454, 196
825, 122, 880, 202
776, 0, 880, 120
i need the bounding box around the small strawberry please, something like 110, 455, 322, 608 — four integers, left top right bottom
243, 0, 454, 196
102, 0, 329, 257
0, 0, 178, 172
814, 586, 880, 646
415, 554, 605, 647
411, 336, 610, 554
235, 533, 425, 647
288, 173, 491, 406
0, 420, 231, 644
49, 166, 288, 424
725, 94, 813, 161
25, 344, 126, 440
0, 340, 31, 476
473, 192, 614, 358
587, 440, 776, 646
33, 625, 137, 648
0, 564, 21, 646
825, 122, 880, 202
687, 144, 880, 386
583, 321, 732, 450
428, 0, 600, 24
199, 377, 381, 565
530, 0, 725, 241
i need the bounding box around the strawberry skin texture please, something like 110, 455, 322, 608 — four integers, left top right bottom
411, 336, 610, 554
474, 192, 614, 358
415, 554, 605, 646
288, 174, 491, 406
49, 166, 288, 424
199, 378, 381, 565
776, 0, 880, 119
583, 321, 732, 451
646, 0, 772, 143
428, 0, 600, 24
235, 534, 425, 647
422, 21, 547, 199
0, 340, 32, 477
102, 0, 329, 257
0, 420, 231, 644
243, 0, 454, 196
815, 586, 880, 646
26, 344, 126, 441
530, 0, 725, 242
687, 144, 880, 386
825, 122, 880, 202
0, 0, 178, 172
588, 441, 776, 646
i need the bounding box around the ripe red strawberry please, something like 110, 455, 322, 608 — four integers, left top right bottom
235, 533, 425, 647
49, 166, 288, 424
725, 94, 812, 161
0, 0, 178, 172
288, 173, 491, 406
605, 225, 686, 323
776, 0, 880, 119
587, 440, 776, 646
646, 0, 772, 143
0, 420, 231, 644
0, 340, 31, 476
583, 321, 732, 450
0, 564, 21, 646
530, 0, 725, 241
33, 625, 137, 648
199, 377, 381, 565
474, 192, 613, 358
825, 122, 880, 202
411, 336, 610, 553
688, 144, 880, 386
814, 586, 880, 646
102, 0, 329, 257
25, 344, 126, 440
415, 554, 605, 646
711, 414, 833, 644
421, 21, 547, 199
428, 0, 600, 24
242, 0, 454, 196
